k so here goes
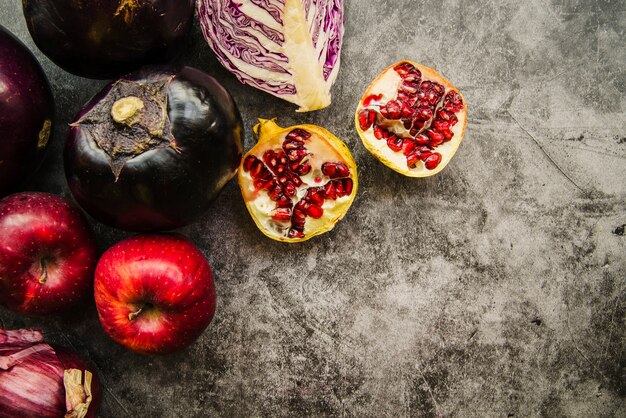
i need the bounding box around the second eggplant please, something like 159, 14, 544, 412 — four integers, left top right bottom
65, 66, 243, 231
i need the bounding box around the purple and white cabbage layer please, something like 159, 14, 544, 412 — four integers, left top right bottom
197, 0, 344, 112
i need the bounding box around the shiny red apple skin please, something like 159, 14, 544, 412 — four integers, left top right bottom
0, 192, 97, 315
94, 234, 216, 355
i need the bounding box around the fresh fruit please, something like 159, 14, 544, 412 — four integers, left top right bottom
94, 234, 216, 354
0, 25, 54, 196
355, 60, 467, 177
22, 0, 194, 79
197, 0, 344, 112
0, 328, 102, 418
238, 119, 357, 242
0, 192, 97, 315
65, 66, 243, 232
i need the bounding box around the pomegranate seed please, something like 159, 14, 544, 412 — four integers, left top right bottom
323, 182, 336, 200
387, 135, 403, 152
322, 162, 350, 178
304, 204, 324, 219
420, 81, 431, 91
243, 155, 257, 172
276, 195, 292, 208
292, 208, 306, 224
287, 148, 307, 163
249, 161, 266, 178
272, 208, 292, 221
437, 109, 451, 121
363, 93, 383, 106
268, 185, 282, 201
288, 228, 305, 239
334, 180, 345, 196
341, 178, 354, 196
402, 139, 417, 156
283, 182, 296, 197
404, 70, 421, 83
294, 160, 312, 176
393, 62, 416, 76
420, 151, 432, 161
406, 151, 421, 168
444, 90, 464, 112
254, 178, 272, 191
358, 109, 376, 130
293, 174, 304, 187
432, 120, 449, 132
306, 188, 325, 206
332, 178, 353, 197
401, 82, 418, 95
286, 128, 311, 142
442, 129, 454, 141
283, 138, 304, 151
415, 134, 430, 145
400, 102, 413, 118
427, 130, 444, 143
384, 101, 402, 120
419, 108, 433, 120
424, 152, 442, 170
373, 125, 385, 139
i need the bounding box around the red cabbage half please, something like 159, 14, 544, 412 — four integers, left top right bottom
197, 0, 344, 112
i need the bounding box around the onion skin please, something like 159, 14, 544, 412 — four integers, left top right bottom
0, 329, 102, 418
64, 66, 244, 231
22, 0, 194, 79
0, 25, 54, 196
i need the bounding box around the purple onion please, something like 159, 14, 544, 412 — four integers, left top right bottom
0, 329, 101, 418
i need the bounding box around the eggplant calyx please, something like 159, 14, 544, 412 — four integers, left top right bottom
114, 0, 140, 25
73, 78, 175, 180
111, 96, 144, 126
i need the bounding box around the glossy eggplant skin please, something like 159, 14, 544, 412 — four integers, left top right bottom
0, 25, 54, 196
65, 66, 244, 231
22, 0, 194, 79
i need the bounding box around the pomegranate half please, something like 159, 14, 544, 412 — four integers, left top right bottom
239, 119, 357, 242
355, 60, 467, 177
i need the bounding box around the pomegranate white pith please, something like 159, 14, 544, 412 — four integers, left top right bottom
239, 119, 357, 242
355, 61, 467, 177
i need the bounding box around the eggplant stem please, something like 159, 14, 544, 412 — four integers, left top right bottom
39, 258, 48, 284
111, 96, 144, 125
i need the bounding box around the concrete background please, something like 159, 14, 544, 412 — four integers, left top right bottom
1, 0, 624, 416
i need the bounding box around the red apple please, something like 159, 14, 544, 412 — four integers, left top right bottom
0, 192, 97, 314
94, 234, 216, 354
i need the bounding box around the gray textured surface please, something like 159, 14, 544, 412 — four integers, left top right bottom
1, 0, 625, 416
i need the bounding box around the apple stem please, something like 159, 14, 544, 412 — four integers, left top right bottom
128, 306, 143, 321
39, 258, 48, 284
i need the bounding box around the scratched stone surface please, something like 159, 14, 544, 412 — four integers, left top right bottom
0, 0, 624, 416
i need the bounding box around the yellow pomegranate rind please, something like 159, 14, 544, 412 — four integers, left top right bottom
355, 60, 467, 177
238, 118, 358, 243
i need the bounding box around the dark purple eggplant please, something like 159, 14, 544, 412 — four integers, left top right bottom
64, 66, 243, 231
0, 25, 54, 196
22, 0, 194, 79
